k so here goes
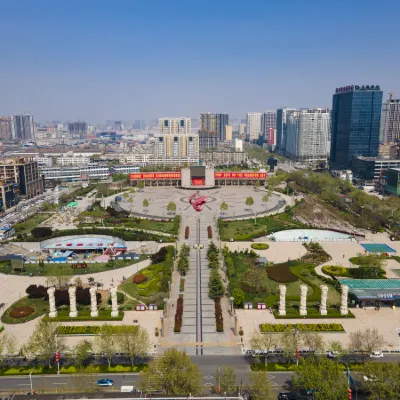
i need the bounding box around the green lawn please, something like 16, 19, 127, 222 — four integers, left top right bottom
119, 246, 174, 308
104, 216, 180, 235
0, 256, 147, 276
1, 296, 48, 324
13, 213, 52, 235
218, 213, 303, 241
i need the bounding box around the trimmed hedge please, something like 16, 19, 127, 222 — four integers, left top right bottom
174, 297, 183, 332
207, 226, 213, 239
251, 243, 269, 250
185, 226, 189, 239
215, 297, 223, 332
259, 323, 345, 333
56, 325, 137, 335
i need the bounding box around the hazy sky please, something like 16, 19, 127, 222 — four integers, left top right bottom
1, 0, 399, 124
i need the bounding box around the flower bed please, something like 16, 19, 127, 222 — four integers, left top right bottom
9, 306, 34, 319
207, 226, 213, 239
133, 273, 147, 284
56, 325, 137, 335
251, 243, 269, 250
215, 297, 224, 332
259, 323, 344, 333
185, 226, 189, 239
267, 262, 298, 282
174, 296, 183, 333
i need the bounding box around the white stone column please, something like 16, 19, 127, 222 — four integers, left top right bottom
68, 286, 78, 317
320, 285, 328, 316
90, 286, 99, 317
47, 287, 57, 318
279, 285, 286, 316
110, 287, 119, 317
299, 285, 308, 316
340, 285, 349, 315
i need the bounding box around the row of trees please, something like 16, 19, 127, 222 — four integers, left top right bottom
177, 244, 190, 275
23, 319, 150, 368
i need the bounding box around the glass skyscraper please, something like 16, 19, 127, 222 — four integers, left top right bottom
330, 85, 383, 169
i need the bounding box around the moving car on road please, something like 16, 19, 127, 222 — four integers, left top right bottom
97, 379, 113, 387
370, 351, 383, 358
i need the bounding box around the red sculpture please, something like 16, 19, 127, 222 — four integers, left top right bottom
189, 191, 208, 212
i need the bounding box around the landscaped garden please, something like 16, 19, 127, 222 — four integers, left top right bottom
0, 255, 147, 276
259, 323, 345, 332
218, 212, 304, 241
225, 243, 346, 317
13, 213, 52, 237
119, 246, 174, 309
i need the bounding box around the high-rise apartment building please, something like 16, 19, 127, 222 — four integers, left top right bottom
239, 124, 246, 136
68, 122, 87, 138
246, 112, 262, 142
200, 113, 229, 141
285, 109, 330, 164
12, 114, 35, 141
330, 85, 383, 169
216, 113, 229, 141
154, 133, 199, 159
276, 108, 296, 153
133, 120, 146, 130
224, 125, 233, 141
381, 98, 400, 144
158, 118, 192, 135
261, 111, 276, 143
0, 117, 13, 141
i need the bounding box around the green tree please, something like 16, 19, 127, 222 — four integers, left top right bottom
352, 253, 387, 269
139, 348, 202, 396
232, 288, 245, 307
248, 371, 272, 400
95, 324, 117, 368
122, 192, 129, 199
25, 320, 67, 367
119, 326, 150, 367
262, 193, 270, 204
255, 181, 260, 189
302, 332, 325, 353
279, 330, 303, 363
142, 199, 149, 209
0, 333, 18, 363
220, 201, 229, 213
130, 187, 136, 194
112, 173, 129, 182
216, 366, 237, 394
209, 269, 224, 298
328, 340, 347, 357
74, 339, 93, 368
349, 327, 384, 360
293, 357, 348, 400
127, 196, 134, 203
167, 202, 177, 213
245, 196, 254, 209
137, 181, 145, 190
359, 362, 400, 399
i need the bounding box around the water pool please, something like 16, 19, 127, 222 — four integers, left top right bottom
267, 229, 353, 242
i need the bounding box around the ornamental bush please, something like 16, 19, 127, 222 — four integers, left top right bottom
10, 306, 34, 318
215, 297, 223, 332
185, 226, 189, 239
151, 246, 168, 264
133, 274, 148, 284
251, 243, 269, 250
207, 226, 213, 239
259, 323, 344, 333
174, 297, 184, 332
26, 284, 48, 299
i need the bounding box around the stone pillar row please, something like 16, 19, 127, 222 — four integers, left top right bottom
47, 286, 120, 318
278, 284, 349, 316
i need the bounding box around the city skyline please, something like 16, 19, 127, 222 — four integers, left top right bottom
0, 0, 399, 123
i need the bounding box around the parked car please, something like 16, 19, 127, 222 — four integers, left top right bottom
363, 375, 378, 382
97, 379, 113, 387
370, 351, 383, 358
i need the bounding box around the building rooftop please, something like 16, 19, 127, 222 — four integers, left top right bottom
340, 279, 400, 290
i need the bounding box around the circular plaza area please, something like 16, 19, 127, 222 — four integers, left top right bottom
118, 186, 286, 219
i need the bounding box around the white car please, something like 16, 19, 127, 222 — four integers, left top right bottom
370, 351, 383, 358
363, 375, 378, 382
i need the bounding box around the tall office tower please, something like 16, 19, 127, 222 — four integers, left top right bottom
216, 113, 229, 141
285, 109, 330, 164
224, 125, 233, 141
11, 114, 35, 141
330, 85, 383, 169
68, 122, 88, 138
239, 124, 246, 136
276, 108, 296, 153
246, 112, 262, 142
0, 117, 13, 141
158, 118, 192, 135
261, 111, 277, 143
154, 133, 199, 158
381, 97, 400, 144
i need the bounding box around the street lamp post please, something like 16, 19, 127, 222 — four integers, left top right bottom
229, 296, 234, 314
29, 369, 34, 392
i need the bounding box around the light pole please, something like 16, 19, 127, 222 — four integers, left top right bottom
230, 296, 234, 314
29, 369, 34, 392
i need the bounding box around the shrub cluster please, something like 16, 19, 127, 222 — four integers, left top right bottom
177, 244, 190, 276
54, 288, 101, 307
207, 242, 219, 269
9, 306, 34, 318
56, 325, 138, 335
259, 323, 344, 333
185, 226, 189, 239
179, 278, 185, 292
215, 297, 223, 332
107, 291, 125, 305
251, 243, 269, 250
174, 297, 184, 333
26, 284, 48, 299
133, 274, 148, 284
209, 269, 224, 299
207, 226, 212, 239
31, 227, 53, 239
